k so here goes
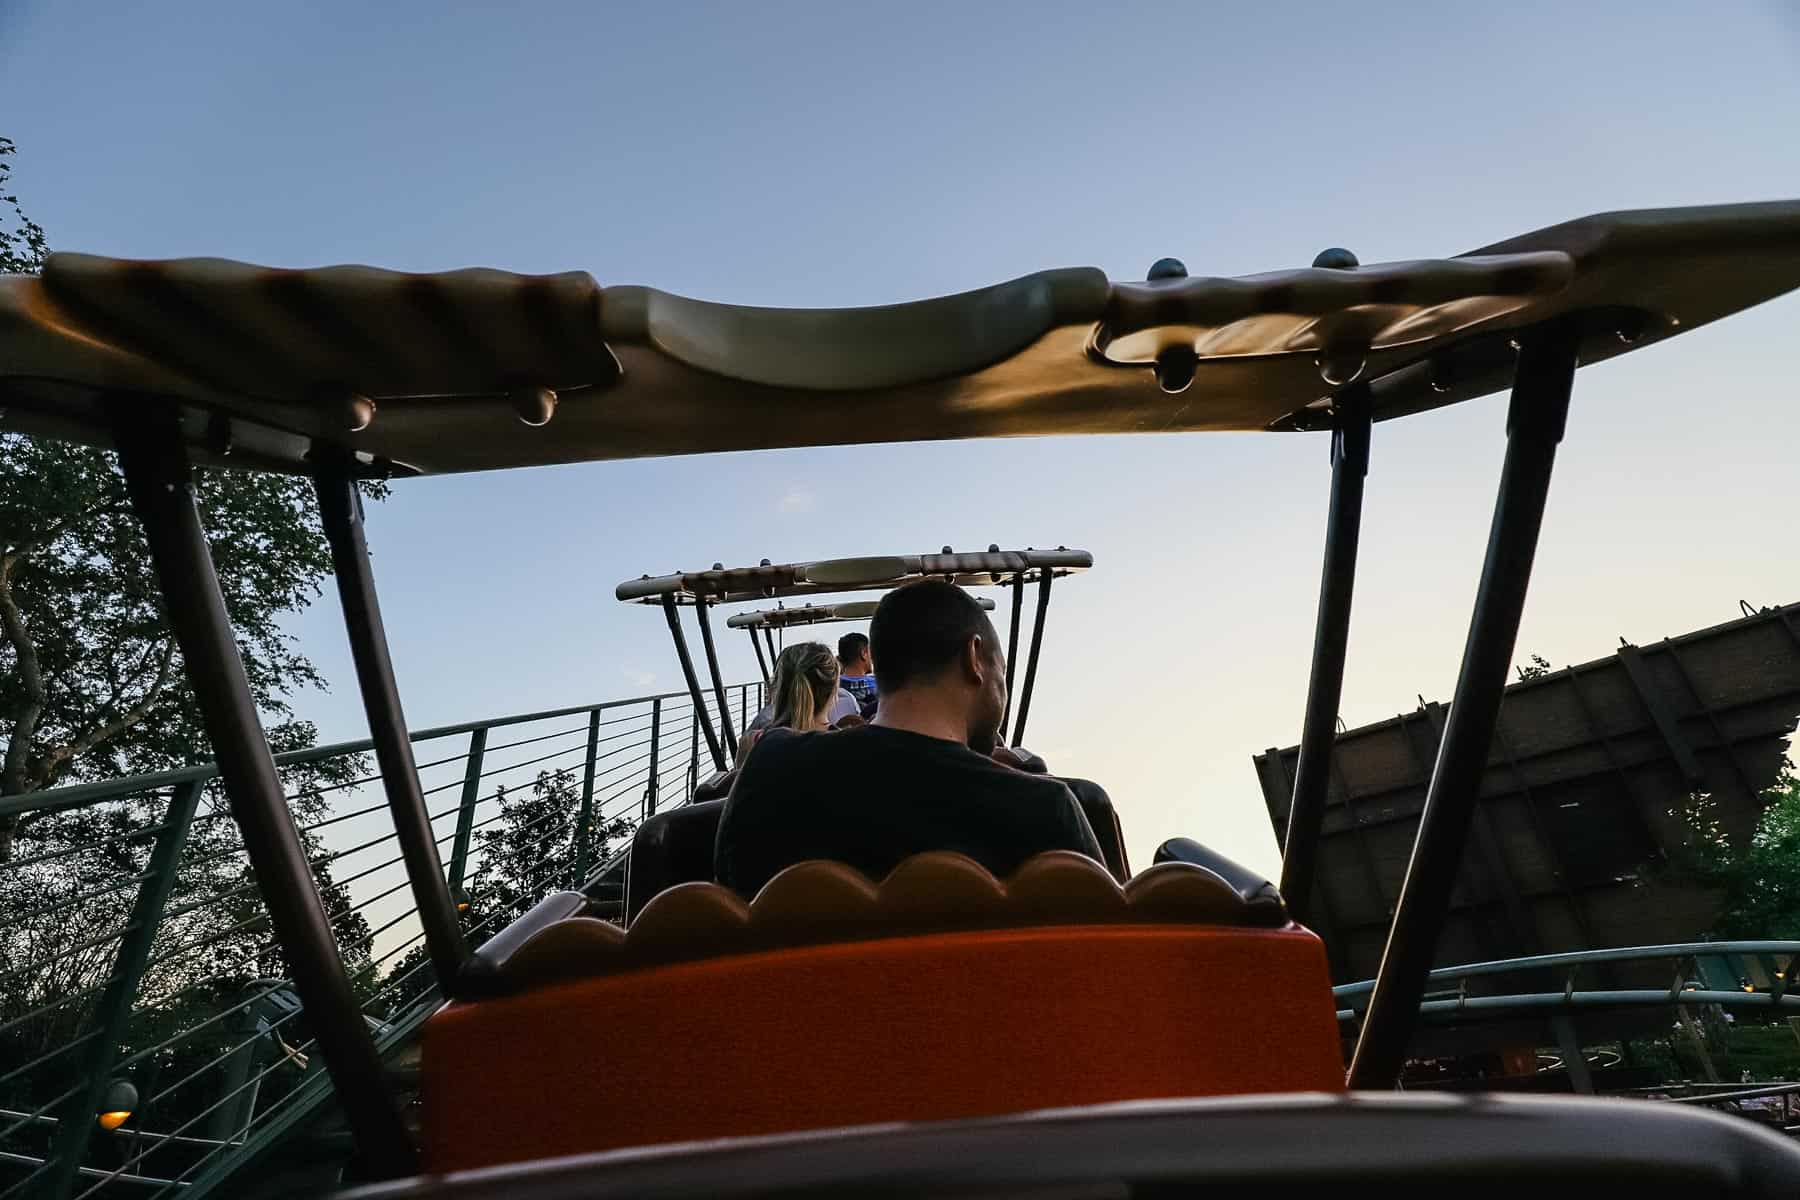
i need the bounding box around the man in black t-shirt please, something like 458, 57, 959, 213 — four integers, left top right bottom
715, 581, 1103, 897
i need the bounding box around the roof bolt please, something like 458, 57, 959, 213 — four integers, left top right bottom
1315, 349, 1366, 387
1146, 257, 1187, 281
343, 393, 376, 433
1312, 247, 1359, 270
1154, 345, 1198, 394
511, 385, 557, 427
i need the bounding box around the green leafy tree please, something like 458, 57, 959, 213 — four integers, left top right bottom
1673, 761, 1800, 939
380, 769, 636, 1014
0, 136, 387, 856
1, 136, 48, 274
0, 135, 381, 1138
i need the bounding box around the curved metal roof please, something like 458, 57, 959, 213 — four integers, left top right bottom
617, 548, 1091, 605
3, 200, 1797, 475
725, 597, 996, 631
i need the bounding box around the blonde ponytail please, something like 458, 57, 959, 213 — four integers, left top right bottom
768, 642, 840, 730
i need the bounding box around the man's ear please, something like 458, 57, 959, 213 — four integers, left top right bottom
963, 634, 987, 684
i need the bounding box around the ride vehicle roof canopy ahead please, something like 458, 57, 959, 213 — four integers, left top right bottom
3, 200, 1798, 477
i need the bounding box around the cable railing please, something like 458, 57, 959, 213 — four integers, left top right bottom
0, 681, 761, 1200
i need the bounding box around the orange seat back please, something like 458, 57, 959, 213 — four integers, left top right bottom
424, 882, 1342, 1171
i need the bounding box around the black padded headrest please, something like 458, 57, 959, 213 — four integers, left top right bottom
624, 800, 725, 923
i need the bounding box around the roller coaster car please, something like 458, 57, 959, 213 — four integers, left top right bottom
8, 199, 1800, 1195
433, 849, 1334, 1171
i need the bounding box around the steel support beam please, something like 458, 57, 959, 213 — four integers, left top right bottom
1281, 384, 1370, 923
1010, 570, 1053, 747
662, 596, 726, 772
111, 404, 414, 1176
1348, 324, 1579, 1090
693, 598, 738, 758
748, 627, 771, 686
314, 469, 465, 992
1000, 575, 1025, 743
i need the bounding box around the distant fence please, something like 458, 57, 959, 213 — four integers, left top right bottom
0, 681, 761, 1200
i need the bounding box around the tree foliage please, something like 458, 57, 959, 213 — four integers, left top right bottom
0, 138, 386, 858
1, 136, 48, 275
380, 769, 636, 1014
0, 134, 384, 1147
1673, 761, 1800, 940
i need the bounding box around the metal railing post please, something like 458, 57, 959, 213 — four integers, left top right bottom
447, 727, 487, 895
573, 708, 601, 886
43, 780, 202, 1200
644, 698, 661, 819
687, 706, 700, 803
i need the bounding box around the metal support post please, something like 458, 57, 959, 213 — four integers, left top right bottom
693, 598, 738, 758
661, 596, 726, 772
1281, 384, 1372, 924
748, 627, 771, 685
44, 781, 201, 1200
446, 727, 486, 894
111, 403, 414, 1176
762, 627, 778, 671
1010, 570, 1054, 747
314, 469, 464, 990
1552, 1014, 1595, 1094
1000, 575, 1025, 742
572, 708, 601, 885
1347, 324, 1579, 1090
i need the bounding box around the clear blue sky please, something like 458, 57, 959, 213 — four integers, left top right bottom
4, 0, 1799, 875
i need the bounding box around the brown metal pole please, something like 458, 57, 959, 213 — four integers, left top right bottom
111, 403, 414, 1177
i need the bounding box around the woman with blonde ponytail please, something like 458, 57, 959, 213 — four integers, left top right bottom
735, 642, 845, 765
766, 641, 841, 732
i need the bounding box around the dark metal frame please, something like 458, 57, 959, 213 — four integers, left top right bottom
1008, 570, 1054, 747
748, 627, 772, 685
314, 466, 466, 993
1346, 324, 1579, 1087
110, 401, 416, 1177
999, 576, 1026, 742
661, 595, 727, 772
1279, 383, 1370, 923
692, 598, 739, 758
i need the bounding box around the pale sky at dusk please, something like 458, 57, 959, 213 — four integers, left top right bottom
4, 0, 1799, 879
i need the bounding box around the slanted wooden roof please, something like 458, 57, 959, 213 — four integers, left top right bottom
3, 201, 1797, 475
617, 549, 1091, 606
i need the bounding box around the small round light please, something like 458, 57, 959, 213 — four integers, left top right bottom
98, 1079, 137, 1130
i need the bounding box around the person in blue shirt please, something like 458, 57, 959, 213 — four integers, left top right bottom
837, 631, 879, 720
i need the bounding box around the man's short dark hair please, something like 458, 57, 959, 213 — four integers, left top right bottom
837, 631, 870, 668
870, 581, 997, 693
